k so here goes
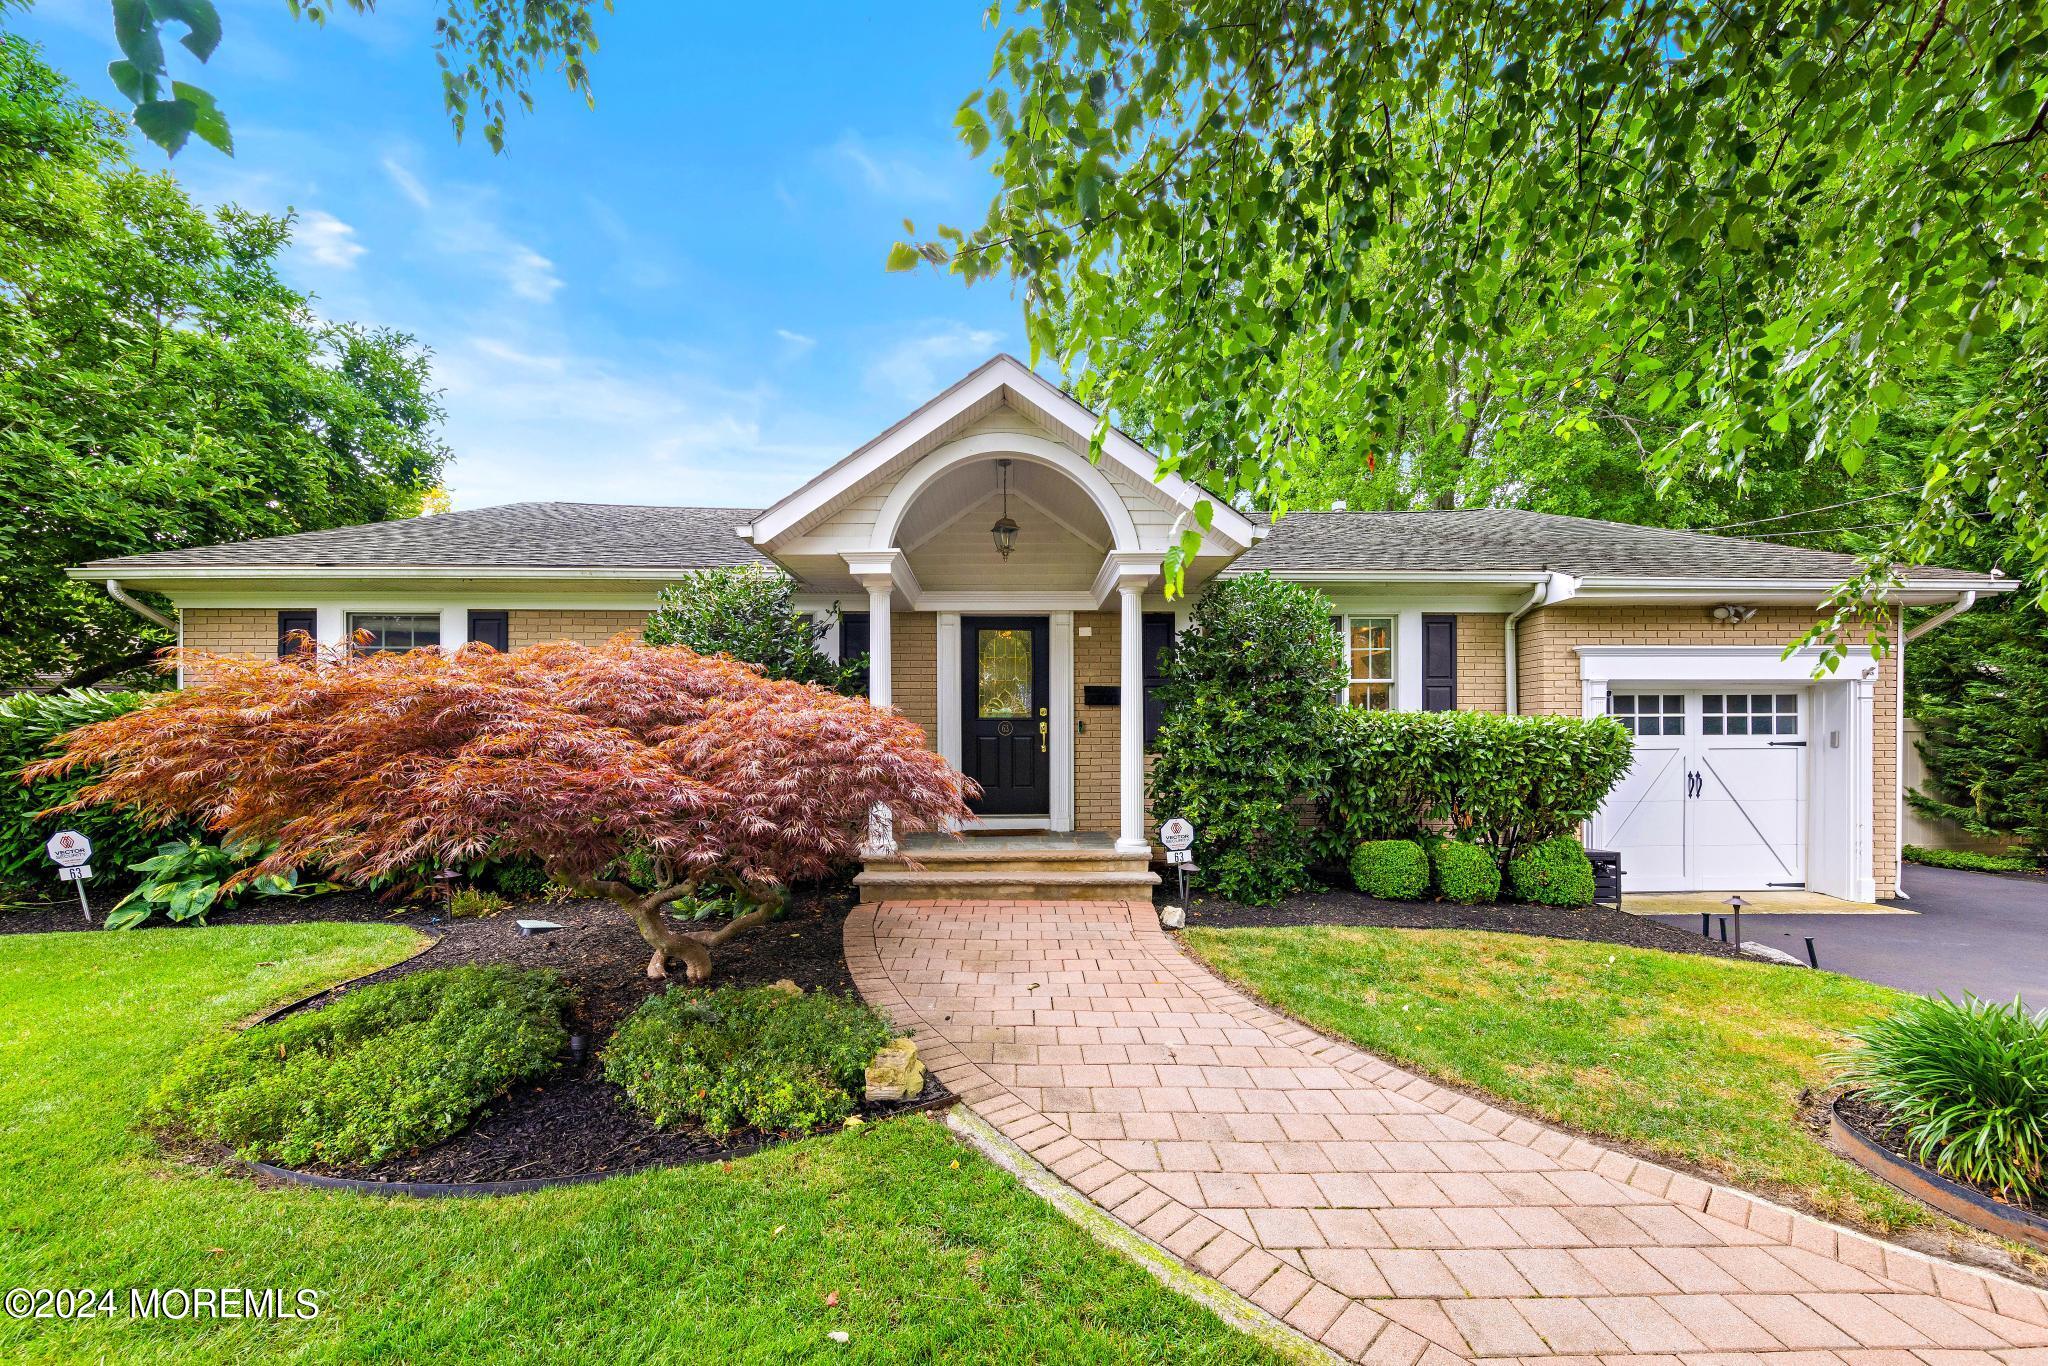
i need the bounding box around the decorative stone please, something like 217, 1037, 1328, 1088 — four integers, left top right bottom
515, 919, 564, 936
1158, 904, 1186, 930
864, 1037, 925, 1102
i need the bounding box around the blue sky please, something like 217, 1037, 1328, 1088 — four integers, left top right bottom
14, 1, 1028, 509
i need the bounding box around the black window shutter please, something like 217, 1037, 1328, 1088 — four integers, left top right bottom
277, 609, 317, 658
467, 610, 509, 652
1421, 614, 1458, 712
1142, 612, 1175, 746
838, 611, 870, 692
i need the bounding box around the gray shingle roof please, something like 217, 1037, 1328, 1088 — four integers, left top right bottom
1232, 507, 1997, 584
80, 502, 768, 572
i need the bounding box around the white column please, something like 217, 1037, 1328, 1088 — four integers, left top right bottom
1116, 583, 1147, 854
865, 581, 893, 707
935, 612, 962, 768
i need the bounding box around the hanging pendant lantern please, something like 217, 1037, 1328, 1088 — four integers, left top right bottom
991, 458, 1019, 560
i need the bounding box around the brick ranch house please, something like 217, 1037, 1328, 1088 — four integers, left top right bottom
75, 355, 2009, 902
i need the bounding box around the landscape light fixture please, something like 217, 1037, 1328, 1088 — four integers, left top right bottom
991, 459, 1019, 560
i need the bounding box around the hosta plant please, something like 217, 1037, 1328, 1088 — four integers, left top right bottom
108, 837, 328, 931
1833, 995, 2048, 1205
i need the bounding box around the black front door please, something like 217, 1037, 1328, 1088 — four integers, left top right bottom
961, 616, 1050, 816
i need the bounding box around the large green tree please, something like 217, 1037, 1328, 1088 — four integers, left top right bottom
907, 1, 2048, 644
0, 35, 449, 689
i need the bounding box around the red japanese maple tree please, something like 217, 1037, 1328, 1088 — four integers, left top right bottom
30, 639, 973, 981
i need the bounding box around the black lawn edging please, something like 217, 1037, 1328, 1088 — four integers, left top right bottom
1831, 1096, 2048, 1251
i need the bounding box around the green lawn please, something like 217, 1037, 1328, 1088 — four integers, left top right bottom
0, 924, 1273, 1364
1182, 925, 1932, 1235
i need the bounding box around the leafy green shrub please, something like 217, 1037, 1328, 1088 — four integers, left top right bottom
643, 566, 863, 693
486, 859, 553, 900
1834, 995, 2048, 1203
146, 966, 572, 1167
1507, 836, 1596, 907
1902, 845, 2037, 874
108, 836, 329, 930
1432, 840, 1500, 904
1148, 573, 1343, 904
604, 985, 896, 1137
1323, 709, 1632, 867
1907, 596, 2048, 865
0, 689, 189, 891
448, 887, 507, 919
1349, 840, 1428, 900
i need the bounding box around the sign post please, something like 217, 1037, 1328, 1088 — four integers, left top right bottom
45, 830, 94, 924
1158, 818, 1197, 903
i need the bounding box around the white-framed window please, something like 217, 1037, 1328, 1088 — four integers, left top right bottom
1608, 691, 1684, 736
1703, 691, 1799, 737
1342, 615, 1395, 710
348, 612, 442, 654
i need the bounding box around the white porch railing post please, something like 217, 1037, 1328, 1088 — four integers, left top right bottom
1116, 582, 1148, 855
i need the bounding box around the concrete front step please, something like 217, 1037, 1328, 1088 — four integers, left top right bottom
855, 867, 1160, 904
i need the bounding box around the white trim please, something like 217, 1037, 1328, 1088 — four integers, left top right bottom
1576, 643, 1881, 683
936, 613, 962, 772
1051, 611, 1076, 832
1116, 583, 1150, 854
1394, 609, 1423, 712
914, 590, 1105, 613
962, 815, 1056, 832
871, 433, 1143, 553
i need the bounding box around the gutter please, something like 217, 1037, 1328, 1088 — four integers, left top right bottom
1904, 590, 1978, 643
1505, 570, 1580, 713
103, 579, 175, 630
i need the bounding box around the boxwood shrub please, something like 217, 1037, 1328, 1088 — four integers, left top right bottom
1323, 709, 1631, 868
1834, 995, 2048, 1203
1506, 836, 1597, 907
145, 966, 572, 1167
604, 985, 896, 1137
1148, 573, 1345, 904
1902, 844, 2038, 874
1350, 840, 1429, 900
1432, 840, 1501, 904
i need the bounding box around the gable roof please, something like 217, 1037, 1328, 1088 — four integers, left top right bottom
79, 502, 767, 573
1230, 507, 2004, 588
744, 353, 1262, 551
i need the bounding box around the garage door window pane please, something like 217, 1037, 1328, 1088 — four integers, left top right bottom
1609, 693, 1682, 736
1702, 692, 1798, 737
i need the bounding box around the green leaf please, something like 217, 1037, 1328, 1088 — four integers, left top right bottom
107, 59, 148, 104
148, 0, 223, 62
170, 81, 232, 154
884, 241, 921, 272
134, 97, 198, 155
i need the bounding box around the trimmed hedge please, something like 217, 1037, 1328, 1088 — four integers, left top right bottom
0, 689, 188, 891
1148, 573, 1345, 904
1902, 844, 2038, 874
145, 966, 572, 1167
1324, 709, 1632, 867
1432, 840, 1501, 904
604, 985, 896, 1137
1507, 836, 1597, 907
1350, 840, 1429, 900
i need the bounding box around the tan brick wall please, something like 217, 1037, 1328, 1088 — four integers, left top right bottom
1455, 613, 1509, 713
1074, 611, 1122, 833
889, 612, 938, 750
506, 609, 648, 649
181, 607, 288, 659
1516, 603, 1903, 896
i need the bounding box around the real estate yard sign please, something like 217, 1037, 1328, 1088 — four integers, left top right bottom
45, 830, 93, 923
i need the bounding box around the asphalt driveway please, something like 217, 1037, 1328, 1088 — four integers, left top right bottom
1648, 862, 2047, 1007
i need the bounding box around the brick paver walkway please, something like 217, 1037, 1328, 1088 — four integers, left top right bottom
845, 899, 2048, 1364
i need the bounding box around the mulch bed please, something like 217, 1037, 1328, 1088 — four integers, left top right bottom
95, 883, 950, 1187
1160, 878, 1753, 962
0, 885, 437, 936
1834, 1093, 2048, 1219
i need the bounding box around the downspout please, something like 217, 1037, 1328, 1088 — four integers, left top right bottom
1904, 590, 1976, 643
104, 579, 175, 630
1504, 570, 1580, 714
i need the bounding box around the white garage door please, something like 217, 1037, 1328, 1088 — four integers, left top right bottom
1592, 690, 1807, 892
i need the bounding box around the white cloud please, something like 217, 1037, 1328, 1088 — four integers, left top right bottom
863, 322, 1002, 404
380, 154, 563, 302
826, 132, 963, 204
434, 333, 852, 509
295, 210, 366, 269
775, 328, 817, 359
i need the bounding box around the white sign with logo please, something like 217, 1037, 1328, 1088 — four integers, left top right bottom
1159, 818, 1195, 852
46, 830, 93, 867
